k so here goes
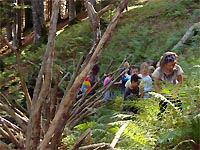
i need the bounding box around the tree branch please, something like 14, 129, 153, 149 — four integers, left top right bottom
110, 123, 128, 148
0, 35, 32, 114
172, 22, 200, 50
70, 128, 91, 150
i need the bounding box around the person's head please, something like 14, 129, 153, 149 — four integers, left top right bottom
148, 65, 155, 75
92, 64, 100, 75
159, 51, 177, 72
130, 65, 138, 75
130, 74, 141, 88
140, 62, 149, 75
124, 61, 130, 69
147, 59, 154, 66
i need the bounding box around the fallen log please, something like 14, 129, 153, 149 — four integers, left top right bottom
172, 22, 200, 50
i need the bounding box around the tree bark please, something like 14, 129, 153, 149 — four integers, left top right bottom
0, 35, 32, 114
31, 0, 47, 43
25, 0, 60, 149
172, 22, 200, 50
5, 1, 13, 41
24, 0, 33, 32
68, 0, 76, 22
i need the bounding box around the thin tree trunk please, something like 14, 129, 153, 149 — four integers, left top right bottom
69, 0, 76, 22
24, 0, 33, 32
16, 0, 22, 47
31, 0, 47, 43
5, 1, 13, 41
25, 0, 60, 149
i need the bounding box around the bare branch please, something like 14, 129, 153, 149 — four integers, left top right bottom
2, 121, 21, 148
0, 35, 32, 114
110, 123, 128, 148
0, 116, 23, 133
70, 128, 91, 150
0, 141, 10, 150
172, 22, 200, 50
79, 143, 114, 150
97, 4, 114, 17
0, 103, 28, 131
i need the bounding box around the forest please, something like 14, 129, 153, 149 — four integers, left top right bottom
0, 0, 200, 149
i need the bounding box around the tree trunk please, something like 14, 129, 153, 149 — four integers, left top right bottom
88, 0, 96, 9
48, 0, 53, 21
16, 0, 22, 47
3, 0, 13, 41
24, 0, 33, 32
31, 0, 47, 43
25, 0, 60, 149
68, 0, 76, 22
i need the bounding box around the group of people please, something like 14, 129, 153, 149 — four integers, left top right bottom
80, 51, 184, 116
117, 51, 183, 114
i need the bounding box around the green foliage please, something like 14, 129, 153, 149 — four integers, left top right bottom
1, 0, 200, 149
56, 0, 200, 149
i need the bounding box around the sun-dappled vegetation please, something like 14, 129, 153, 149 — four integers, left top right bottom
0, 0, 200, 149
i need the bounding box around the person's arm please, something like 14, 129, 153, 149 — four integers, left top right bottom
140, 87, 144, 98
114, 80, 122, 85
125, 80, 130, 88
177, 74, 183, 85
154, 77, 161, 93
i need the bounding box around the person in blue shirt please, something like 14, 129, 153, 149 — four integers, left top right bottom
138, 62, 153, 98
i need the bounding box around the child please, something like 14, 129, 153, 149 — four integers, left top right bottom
148, 65, 155, 80
125, 66, 139, 88
138, 62, 153, 98
80, 64, 100, 94
122, 74, 141, 113
103, 73, 112, 101
115, 61, 130, 94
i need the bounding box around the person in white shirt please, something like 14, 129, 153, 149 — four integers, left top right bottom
152, 51, 183, 116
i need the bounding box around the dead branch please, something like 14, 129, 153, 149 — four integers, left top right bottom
0, 126, 10, 141
110, 123, 128, 148
97, 4, 114, 17
66, 56, 85, 91
0, 141, 10, 150
81, 1, 101, 70
78, 143, 114, 150
2, 121, 21, 148
0, 103, 27, 131
0, 116, 23, 133
50, 71, 60, 121
0, 35, 32, 113
0, 92, 28, 116
70, 128, 91, 150
0, 75, 15, 87
67, 61, 130, 129
172, 22, 200, 50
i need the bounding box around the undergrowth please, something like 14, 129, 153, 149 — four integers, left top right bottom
1, 0, 200, 149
